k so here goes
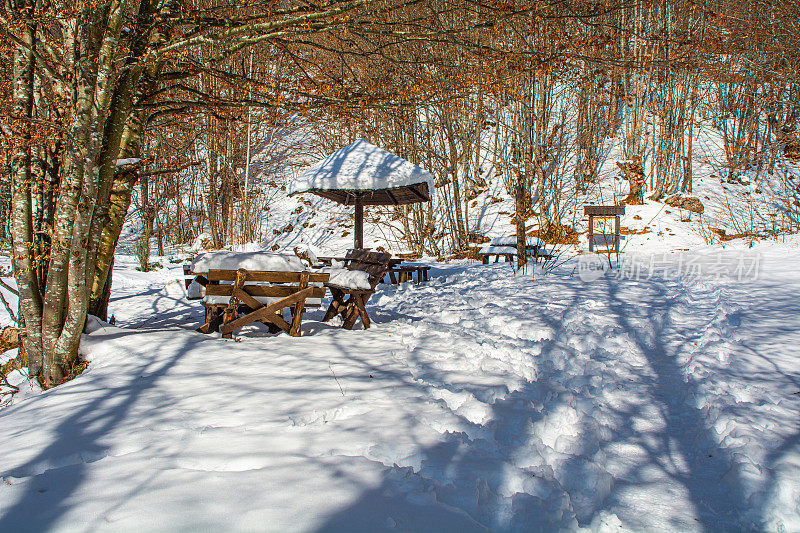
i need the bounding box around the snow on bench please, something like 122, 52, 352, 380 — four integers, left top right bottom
203, 291, 323, 307
191, 251, 305, 273
488, 236, 544, 247
478, 245, 519, 255
324, 268, 372, 290
478, 237, 551, 264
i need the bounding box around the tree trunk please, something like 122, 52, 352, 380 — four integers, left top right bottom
618, 158, 645, 205
11, 13, 44, 376
88, 257, 113, 321
515, 175, 527, 270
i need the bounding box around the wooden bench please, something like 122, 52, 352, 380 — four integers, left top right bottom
198, 268, 329, 338
478, 237, 552, 265
322, 250, 392, 330
479, 247, 553, 264
318, 256, 402, 269
317, 254, 428, 285
386, 264, 431, 283
537, 250, 554, 263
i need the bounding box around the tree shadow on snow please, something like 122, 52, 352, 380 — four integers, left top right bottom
0, 331, 198, 531
314, 273, 589, 532
12, 260, 790, 531
600, 279, 753, 530
313, 263, 797, 532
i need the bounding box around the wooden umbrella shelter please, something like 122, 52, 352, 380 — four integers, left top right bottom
289, 139, 434, 249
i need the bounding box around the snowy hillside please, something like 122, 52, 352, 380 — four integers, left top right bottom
250, 118, 799, 260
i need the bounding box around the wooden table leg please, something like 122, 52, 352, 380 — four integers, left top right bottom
197, 306, 212, 334
343, 293, 370, 329
222, 306, 236, 339
342, 297, 360, 329
198, 305, 222, 334
355, 293, 370, 329
289, 303, 304, 337
323, 288, 345, 322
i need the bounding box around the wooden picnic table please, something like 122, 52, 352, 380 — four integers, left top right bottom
188, 251, 328, 337
187, 250, 427, 333
479, 245, 553, 264
386, 263, 431, 283
477, 237, 553, 265
317, 256, 401, 267
317, 255, 430, 284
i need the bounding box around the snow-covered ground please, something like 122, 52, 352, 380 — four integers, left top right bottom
1, 237, 799, 531
2, 113, 799, 530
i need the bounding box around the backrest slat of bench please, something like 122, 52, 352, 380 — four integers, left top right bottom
205, 284, 327, 299
207, 269, 328, 284
344, 251, 392, 285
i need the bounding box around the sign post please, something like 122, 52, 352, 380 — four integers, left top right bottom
584, 205, 625, 254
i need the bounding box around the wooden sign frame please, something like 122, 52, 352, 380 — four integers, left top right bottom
584, 205, 625, 253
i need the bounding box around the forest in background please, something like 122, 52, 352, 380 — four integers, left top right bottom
2, 0, 800, 386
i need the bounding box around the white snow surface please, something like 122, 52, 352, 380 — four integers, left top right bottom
114, 158, 141, 167
289, 139, 435, 195
190, 251, 305, 273
478, 245, 518, 255
325, 267, 372, 290
1, 244, 799, 532
186, 279, 204, 299
490, 236, 545, 247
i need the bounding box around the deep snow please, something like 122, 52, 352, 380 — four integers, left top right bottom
1, 239, 799, 532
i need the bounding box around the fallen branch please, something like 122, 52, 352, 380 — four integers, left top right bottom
0, 287, 18, 324
0, 277, 18, 296
329, 362, 345, 396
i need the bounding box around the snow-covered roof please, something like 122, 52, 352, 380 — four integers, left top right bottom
289, 139, 434, 205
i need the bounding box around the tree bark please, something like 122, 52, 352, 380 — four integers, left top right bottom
11, 12, 44, 376
88, 257, 113, 321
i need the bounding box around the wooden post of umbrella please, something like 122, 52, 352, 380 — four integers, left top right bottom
354, 193, 364, 250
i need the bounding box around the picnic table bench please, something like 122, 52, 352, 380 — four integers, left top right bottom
187, 249, 415, 334
317, 255, 430, 284
201, 269, 329, 338
322, 250, 392, 329
387, 264, 431, 283
478, 237, 553, 264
